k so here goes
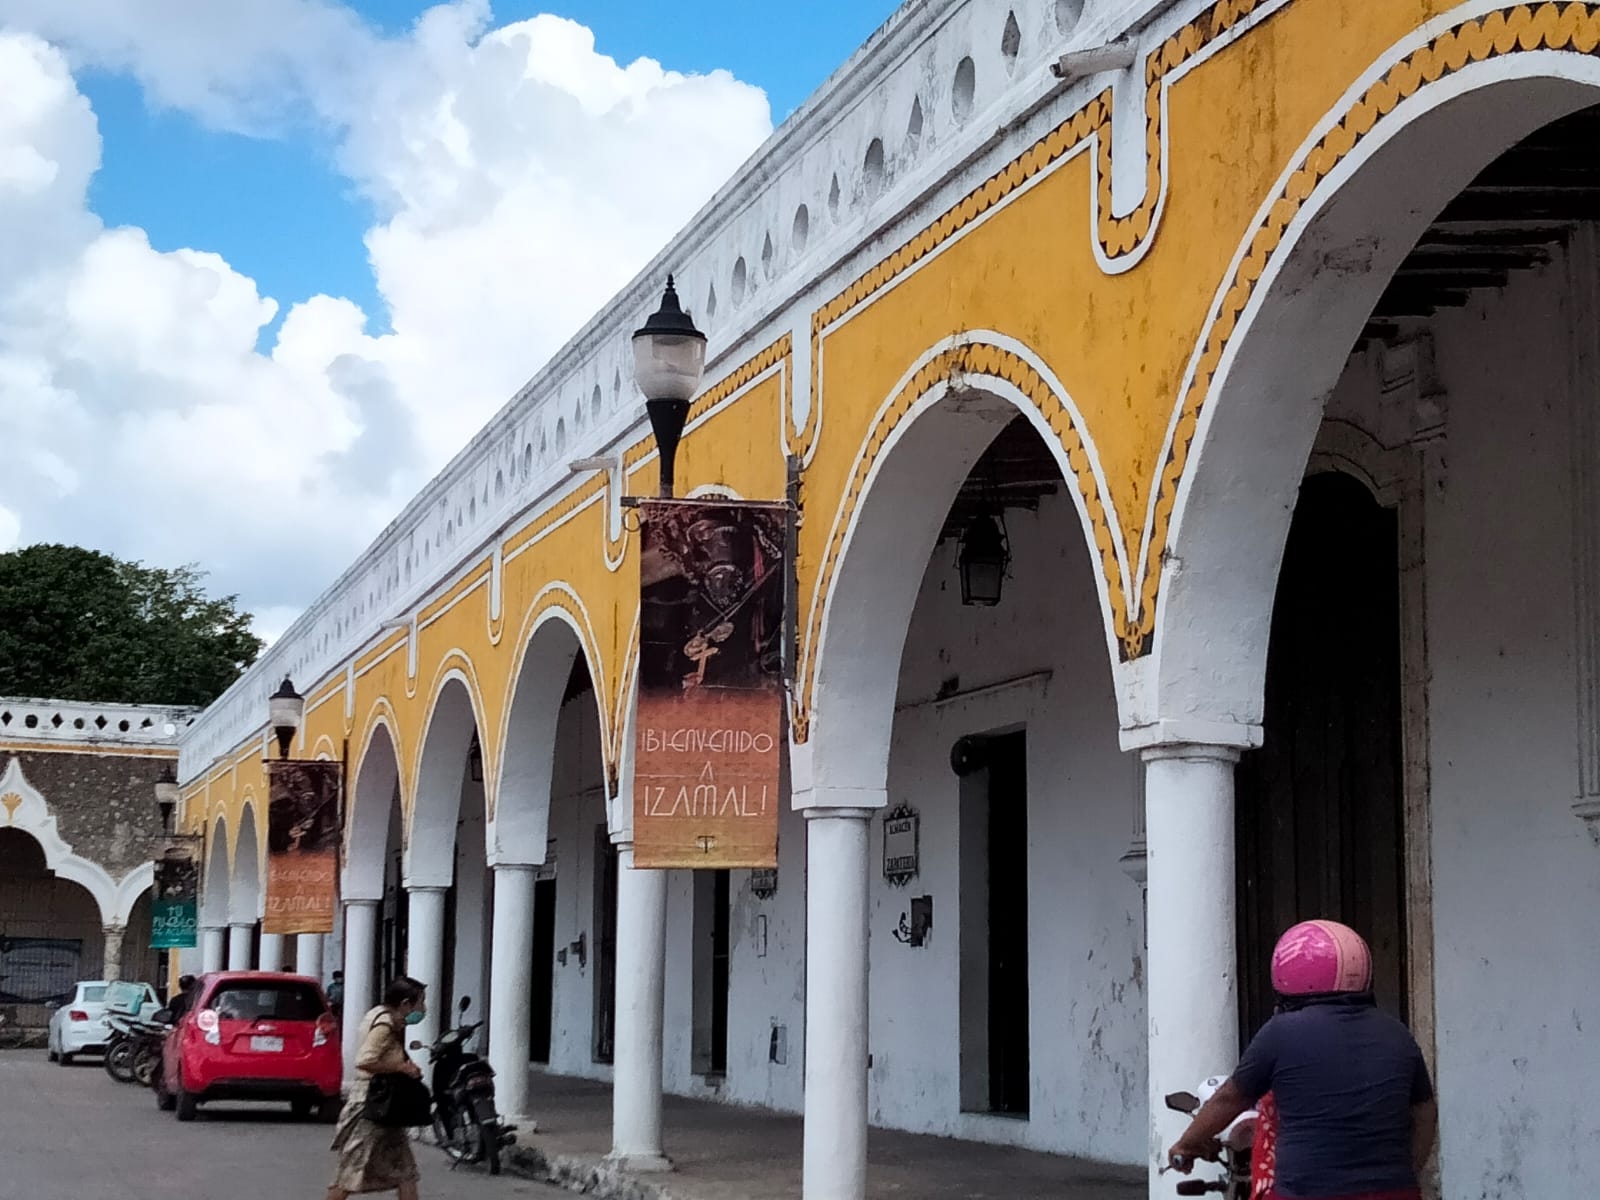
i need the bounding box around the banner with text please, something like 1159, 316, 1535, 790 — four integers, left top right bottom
151, 851, 200, 949
634, 498, 786, 869
264, 759, 341, 934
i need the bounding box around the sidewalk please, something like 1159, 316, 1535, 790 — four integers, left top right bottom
504, 1073, 1145, 1200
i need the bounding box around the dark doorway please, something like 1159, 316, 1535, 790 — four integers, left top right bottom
529, 877, 556, 1064
691, 868, 732, 1076
1235, 471, 1407, 1042
591, 825, 618, 1064
711, 869, 731, 1074
985, 731, 1030, 1115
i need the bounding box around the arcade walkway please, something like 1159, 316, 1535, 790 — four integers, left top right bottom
508, 1074, 1145, 1200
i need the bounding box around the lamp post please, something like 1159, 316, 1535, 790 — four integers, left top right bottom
155, 763, 180, 836
268, 677, 305, 760
633, 276, 707, 499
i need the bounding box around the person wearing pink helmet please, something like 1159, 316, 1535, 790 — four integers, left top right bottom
1167, 919, 1437, 1200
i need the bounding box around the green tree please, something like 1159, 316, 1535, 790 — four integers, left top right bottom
0, 544, 264, 706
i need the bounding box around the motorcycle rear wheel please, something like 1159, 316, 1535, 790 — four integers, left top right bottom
105, 1039, 137, 1084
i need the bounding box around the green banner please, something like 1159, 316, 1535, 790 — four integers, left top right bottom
151, 897, 198, 949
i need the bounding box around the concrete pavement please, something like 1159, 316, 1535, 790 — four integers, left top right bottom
0, 1049, 553, 1200
509, 1072, 1146, 1200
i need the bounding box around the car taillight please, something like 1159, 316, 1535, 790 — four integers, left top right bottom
313, 1013, 336, 1048
68, 1010, 89, 1022
197, 1007, 220, 1045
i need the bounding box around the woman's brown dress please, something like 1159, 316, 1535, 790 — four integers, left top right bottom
329, 1006, 422, 1193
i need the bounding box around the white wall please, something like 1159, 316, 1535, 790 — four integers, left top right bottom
541, 688, 614, 1082
1404, 263, 1600, 1198
868, 487, 1144, 1163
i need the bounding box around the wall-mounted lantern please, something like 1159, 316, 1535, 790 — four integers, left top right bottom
958, 511, 1010, 607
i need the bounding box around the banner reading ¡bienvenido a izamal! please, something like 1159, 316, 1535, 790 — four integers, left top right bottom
634, 498, 786, 869
264, 759, 341, 935
150, 851, 200, 949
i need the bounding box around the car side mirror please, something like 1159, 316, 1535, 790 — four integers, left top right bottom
153, 1008, 174, 1024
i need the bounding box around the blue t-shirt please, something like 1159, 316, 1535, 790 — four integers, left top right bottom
1231, 999, 1433, 1199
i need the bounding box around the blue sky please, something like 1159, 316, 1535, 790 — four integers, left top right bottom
79, 1, 900, 341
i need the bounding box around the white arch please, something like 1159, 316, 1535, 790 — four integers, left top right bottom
804, 349, 1107, 795
111, 861, 154, 928
345, 717, 401, 902
406, 670, 481, 887
230, 803, 263, 924
0, 754, 119, 926
202, 814, 230, 928
491, 605, 603, 866
1140, 50, 1600, 741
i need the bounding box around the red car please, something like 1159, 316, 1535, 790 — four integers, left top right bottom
155, 971, 342, 1122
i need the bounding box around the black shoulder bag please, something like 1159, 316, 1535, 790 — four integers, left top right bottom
362, 1018, 433, 1128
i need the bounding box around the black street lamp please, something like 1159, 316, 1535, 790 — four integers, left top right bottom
958, 512, 1010, 607
154, 763, 180, 835
632, 276, 707, 499
268, 677, 306, 760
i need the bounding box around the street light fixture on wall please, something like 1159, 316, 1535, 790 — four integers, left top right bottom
958, 512, 1011, 607
154, 763, 180, 835
633, 275, 707, 499
268, 677, 305, 760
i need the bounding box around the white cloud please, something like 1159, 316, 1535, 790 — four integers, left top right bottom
0, 6, 772, 637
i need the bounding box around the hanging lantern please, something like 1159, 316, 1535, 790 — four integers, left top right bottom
958, 512, 1010, 607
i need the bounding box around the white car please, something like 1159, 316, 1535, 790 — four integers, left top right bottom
46, 980, 159, 1064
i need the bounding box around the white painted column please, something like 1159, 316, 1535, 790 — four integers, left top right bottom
297, 933, 325, 980
1143, 743, 1241, 1191
227, 923, 255, 970
608, 845, 671, 1172
258, 933, 286, 973
341, 900, 380, 1072
101, 925, 126, 983
405, 886, 449, 1062
201, 927, 227, 974
488, 864, 536, 1123
801, 809, 873, 1200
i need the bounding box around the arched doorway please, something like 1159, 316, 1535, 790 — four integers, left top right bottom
803, 366, 1136, 1163
0, 828, 106, 1022
1235, 471, 1406, 1039
1155, 66, 1600, 1196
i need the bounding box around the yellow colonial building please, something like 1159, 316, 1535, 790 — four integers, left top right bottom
176, 2, 1600, 1196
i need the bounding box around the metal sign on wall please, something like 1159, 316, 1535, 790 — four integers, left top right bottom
883, 805, 920, 887
151, 851, 199, 949
264, 760, 341, 935
633, 498, 786, 869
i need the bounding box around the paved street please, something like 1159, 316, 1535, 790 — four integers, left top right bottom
0, 1051, 556, 1200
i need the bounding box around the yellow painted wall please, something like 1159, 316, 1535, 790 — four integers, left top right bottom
188, 0, 1579, 883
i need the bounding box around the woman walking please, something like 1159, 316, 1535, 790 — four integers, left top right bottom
327, 976, 429, 1200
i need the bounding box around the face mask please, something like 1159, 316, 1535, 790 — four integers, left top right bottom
404, 1009, 426, 1026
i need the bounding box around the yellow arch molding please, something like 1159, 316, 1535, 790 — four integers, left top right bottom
1136, 1, 1600, 657
793, 338, 1121, 742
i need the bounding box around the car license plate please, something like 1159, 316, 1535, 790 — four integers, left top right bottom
250, 1036, 284, 1053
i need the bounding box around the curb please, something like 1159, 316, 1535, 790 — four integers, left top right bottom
503, 1144, 675, 1200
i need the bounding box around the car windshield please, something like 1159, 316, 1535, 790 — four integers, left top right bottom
208, 982, 326, 1022
78, 985, 107, 1002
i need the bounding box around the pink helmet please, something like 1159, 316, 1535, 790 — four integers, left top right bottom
1270, 919, 1372, 996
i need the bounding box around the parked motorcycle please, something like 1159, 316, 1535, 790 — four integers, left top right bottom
105, 1013, 170, 1085
413, 996, 516, 1175
1162, 1076, 1258, 1198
